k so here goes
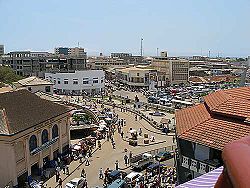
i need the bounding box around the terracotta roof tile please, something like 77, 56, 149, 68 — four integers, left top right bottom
176, 87, 250, 151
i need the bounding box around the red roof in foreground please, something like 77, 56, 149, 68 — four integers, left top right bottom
176, 87, 250, 150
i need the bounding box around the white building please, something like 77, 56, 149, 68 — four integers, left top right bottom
45, 70, 105, 95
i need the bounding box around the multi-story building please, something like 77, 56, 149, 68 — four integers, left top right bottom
160, 51, 168, 57
111, 53, 132, 59
0, 44, 4, 56
152, 57, 189, 85
0, 89, 71, 187
1, 51, 87, 77
55, 47, 87, 57
175, 87, 250, 184
116, 66, 157, 89
45, 70, 105, 95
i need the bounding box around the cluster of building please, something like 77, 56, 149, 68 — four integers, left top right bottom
175, 86, 250, 184
0, 89, 71, 187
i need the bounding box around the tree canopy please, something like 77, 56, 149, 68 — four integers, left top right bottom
0, 66, 23, 84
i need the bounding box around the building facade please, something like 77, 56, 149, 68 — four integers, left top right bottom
45, 70, 105, 95
0, 51, 87, 77
175, 87, 250, 184
152, 57, 189, 85
0, 90, 71, 187
116, 66, 157, 88
0, 44, 4, 56
55, 47, 87, 57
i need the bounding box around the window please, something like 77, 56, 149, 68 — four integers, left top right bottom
42, 129, 49, 144
64, 79, 68, 84
137, 73, 140, 76
83, 78, 89, 84
101, 80, 104, 83
58, 81, 61, 84
29, 135, 37, 152
52, 124, 58, 139
93, 79, 98, 84
45, 86, 51, 92
73, 79, 78, 84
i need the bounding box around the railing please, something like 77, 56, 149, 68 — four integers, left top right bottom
181, 155, 220, 174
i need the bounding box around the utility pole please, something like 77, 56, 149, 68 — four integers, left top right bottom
140, 38, 143, 57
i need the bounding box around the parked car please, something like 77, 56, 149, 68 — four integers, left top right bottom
107, 179, 128, 188
131, 153, 153, 170
124, 172, 143, 184
107, 170, 127, 184
65, 178, 85, 188
155, 151, 173, 161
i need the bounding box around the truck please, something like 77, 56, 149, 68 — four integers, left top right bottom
130, 153, 153, 170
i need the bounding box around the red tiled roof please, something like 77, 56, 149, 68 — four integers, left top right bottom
176, 87, 250, 150
176, 104, 210, 135
204, 87, 250, 120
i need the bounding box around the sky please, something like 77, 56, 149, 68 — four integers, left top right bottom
0, 0, 250, 57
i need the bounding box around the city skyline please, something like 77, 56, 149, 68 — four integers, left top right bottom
1, 0, 250, 57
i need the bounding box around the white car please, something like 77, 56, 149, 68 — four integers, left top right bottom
124, 172, 143, 183
65, 178, 85, 188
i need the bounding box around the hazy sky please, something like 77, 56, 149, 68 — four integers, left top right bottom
0, 0, 250, 57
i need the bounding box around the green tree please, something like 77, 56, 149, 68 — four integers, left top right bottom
0, 66, 23, 84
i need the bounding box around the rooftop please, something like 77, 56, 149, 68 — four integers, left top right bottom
0, 89, 70, 135
176, 87, 250, 150
15, 76, 53, 87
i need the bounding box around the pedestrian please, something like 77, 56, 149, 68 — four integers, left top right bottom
79, 153, 83, 163
85, 154, 90, 166
62, 164, 66, 174
135, 115, 137, 121
58, 177, 63, 188
66, 164, 69, 175
121, 131, 124, 139
124, 119, 126, 126
129, 151, 133, 161
55, 173, 59, 182
124, 155, 128, 166
81, 168, 86, 178
98, 140, 101, 150
115, 160, 119, 170
56, 166, 60, 175
99, 168, 104, 179
173, 135, 175, 143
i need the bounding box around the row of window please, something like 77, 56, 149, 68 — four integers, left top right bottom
53, 79, 104, 85
29, 124, 58, 152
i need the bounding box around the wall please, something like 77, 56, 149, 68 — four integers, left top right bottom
25, 85, 52, 94
45, 70, 105, 94
0, 142, 17, 187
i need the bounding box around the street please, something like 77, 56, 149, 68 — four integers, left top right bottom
44, 101, 176, 187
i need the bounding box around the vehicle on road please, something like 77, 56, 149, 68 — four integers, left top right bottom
124, 172, 143, 184
107, 179, 128, 188
131, 153, 153, 170
65, 177, 85, 188
107, 170, 127, 184
155, 151, 173, 161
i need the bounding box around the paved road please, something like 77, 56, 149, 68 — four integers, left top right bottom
114, 90, 147, 103
45, 103, 175, 188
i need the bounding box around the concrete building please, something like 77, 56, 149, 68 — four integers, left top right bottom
160, 51, 168, 57
0, 89, 71, 187
1, 51, 87, 77
111, 53, 132, 59
45, 70, 105, 95
55, 47, 87, 57
0, 44, 4, 56
175, 87, 250, 184
152, 57, 189, 85
116, 66, 157, 88
12, 76, 54, 94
